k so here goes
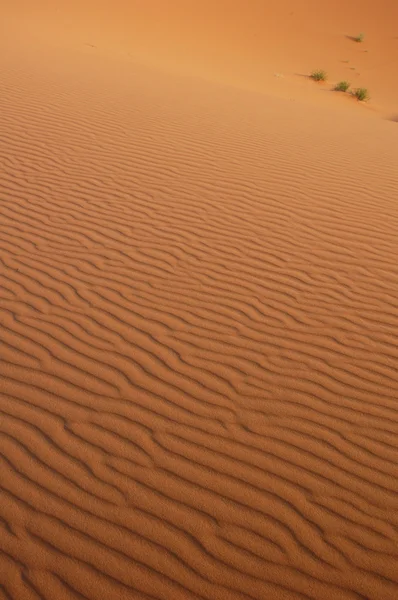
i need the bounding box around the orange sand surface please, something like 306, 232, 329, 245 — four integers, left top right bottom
1, 2, 398, 599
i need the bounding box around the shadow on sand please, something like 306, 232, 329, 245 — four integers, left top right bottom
345, 35, 362, 43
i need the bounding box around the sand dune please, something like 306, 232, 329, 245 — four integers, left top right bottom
4, 0, 398, 113
1, 2, 398, 599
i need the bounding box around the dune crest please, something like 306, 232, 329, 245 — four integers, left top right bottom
4, 0, 398, 111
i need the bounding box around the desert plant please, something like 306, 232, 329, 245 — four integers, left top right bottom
354, 32, 364, 43
352, 87, 370, 101
310, 70, 327, 82
334, 80, 350, 92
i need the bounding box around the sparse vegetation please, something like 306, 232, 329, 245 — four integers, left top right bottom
334, 80, 350, 92
354, 32, 364, 43
310, 69, 327, 82
352, 87, 370, 102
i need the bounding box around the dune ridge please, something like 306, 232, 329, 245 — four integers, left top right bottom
4, 0, 398, 114
1, 3, 398, 600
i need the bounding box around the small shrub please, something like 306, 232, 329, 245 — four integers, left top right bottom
354, 32, 364, 43
334, 80, 350, 92
352, 87, 370, 101
310, 70, 327, 82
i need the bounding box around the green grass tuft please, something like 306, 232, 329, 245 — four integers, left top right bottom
334, 80, 350, 92
310, 69, 327, 82
354, 32, 364, 43
352, 87, 370, 102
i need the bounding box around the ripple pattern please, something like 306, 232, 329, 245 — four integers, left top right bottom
1, 43, 398, 600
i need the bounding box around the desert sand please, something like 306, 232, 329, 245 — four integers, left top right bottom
1, 2, 398, 599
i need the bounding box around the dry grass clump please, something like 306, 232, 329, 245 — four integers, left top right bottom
334, 80, 350, 92
352, 87, 370, 101
310, 70, 327, 82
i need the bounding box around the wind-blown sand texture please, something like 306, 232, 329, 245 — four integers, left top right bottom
1, 2, 398, 599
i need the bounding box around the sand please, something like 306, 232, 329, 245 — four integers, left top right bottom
1, 2, 398, 599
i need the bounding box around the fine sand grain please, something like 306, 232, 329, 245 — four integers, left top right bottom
1, 2, 398, 599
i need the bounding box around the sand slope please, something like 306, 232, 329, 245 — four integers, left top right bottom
1, 2, 398, 599
4, 0, 398, 114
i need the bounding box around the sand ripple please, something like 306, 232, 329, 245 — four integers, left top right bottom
1, 43, 398, 600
